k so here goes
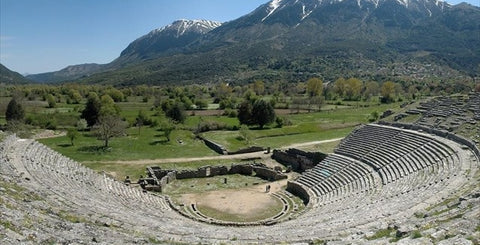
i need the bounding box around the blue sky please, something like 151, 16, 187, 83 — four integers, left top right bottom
1, 0, 479, 74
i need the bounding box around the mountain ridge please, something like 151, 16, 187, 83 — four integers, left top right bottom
27, 0, 480, 85
0, 63, 31, 84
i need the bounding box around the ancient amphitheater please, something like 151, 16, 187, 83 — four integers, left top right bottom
1, 95, 480, 244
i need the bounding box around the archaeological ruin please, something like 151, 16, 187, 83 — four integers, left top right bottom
1, 93, 479, 244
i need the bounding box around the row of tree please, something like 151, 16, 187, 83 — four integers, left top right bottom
3, 77, 476, 110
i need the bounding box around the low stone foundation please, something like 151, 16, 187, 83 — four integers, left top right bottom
146, 163, 287, 193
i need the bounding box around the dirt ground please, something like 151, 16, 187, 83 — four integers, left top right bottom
32, 129, 66, 139
179, 179, 288, 217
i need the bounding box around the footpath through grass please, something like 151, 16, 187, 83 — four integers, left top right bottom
201, 102, 401, 152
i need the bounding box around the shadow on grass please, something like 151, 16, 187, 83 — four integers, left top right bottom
57, 143, 73, 147
149, 140, 169, 145
77, 145, 111, 154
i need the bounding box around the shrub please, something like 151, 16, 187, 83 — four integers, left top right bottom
195, 121, 228, 133
223, 108, 238, 118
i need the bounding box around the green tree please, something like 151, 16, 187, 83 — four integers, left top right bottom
237, 100, 253, 125
166, 102, 186, 123
345, 78, 363, 101
238, 125, 251, 144
159, 119, 175, 142
70, 90, 83, 104
252, 99, 276, 129
306, 78, 323, 97
135, 110, 150, 135
45, 94, 56, 108
5, 97, 25, 122
363, 81, 379, 100
368, 111, 380, 122
76, 119, 88, 131
216, 83, 232, 100
105, 88, 124, 102
334, 77, 347, 98
93, 115, 127, 148
252, 80, 265, 95
195, 99, 208, 109
81, 92, 101, 127
99, 94, 120, 116
381, 81, 396, 103
66, 128, 80, 146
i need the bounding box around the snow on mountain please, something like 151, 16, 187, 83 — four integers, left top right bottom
152, 19, 222, 37
117, 19, 221, 61
259, 0, 451, 22
262, 0, 285, 21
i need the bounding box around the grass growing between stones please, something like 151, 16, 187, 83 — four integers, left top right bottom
365, 228, 395, 240
411, 230, 423, 239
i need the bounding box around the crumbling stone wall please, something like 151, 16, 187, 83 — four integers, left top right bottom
272, 149, 327, 172
176, 168, 207, 179
149, 163, 286, 192
229, 164, 253, 175
158, 171, 176, 192
253, 166, 287, 181
176, 165, 229, 179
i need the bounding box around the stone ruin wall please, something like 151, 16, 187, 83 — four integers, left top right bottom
151, 163, 287, 192
229, 164, 253, 175
272, 148, 327, 172
158, 172, 176, 192
252, 166, 287, 181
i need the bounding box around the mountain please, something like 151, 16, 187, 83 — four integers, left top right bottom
114, 19, 222, 65
26, 63, 104, 83
30, 0, 480, 85
78, 0, 479, 85
27, 19, 222, 83
0, 64, 31, 84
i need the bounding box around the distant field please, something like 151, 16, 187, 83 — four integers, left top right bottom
37, 101, 401, 162
200, 102, 401, 152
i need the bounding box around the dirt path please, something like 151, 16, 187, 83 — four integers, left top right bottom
284, 137, 343, 149
81, 138, 344, 165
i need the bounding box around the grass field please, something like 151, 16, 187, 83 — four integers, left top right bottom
39, 127, 217, 162
200, 102, 401, 152
37, 101, 401, 162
